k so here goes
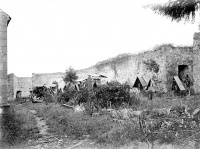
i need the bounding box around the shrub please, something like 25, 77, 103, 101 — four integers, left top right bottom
57, 86, 78, 103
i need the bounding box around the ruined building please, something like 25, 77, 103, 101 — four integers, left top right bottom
7, 44, 196, 99
3, 10, 200, 100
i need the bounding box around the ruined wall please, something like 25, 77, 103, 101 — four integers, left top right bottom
165, 46, 193, 91
32, 72, 65, 89
17, 77, 32, 97
193, 32, 200, 93
7, 73, 17, 100
7, 73, 32, 99
76, 45, 193, 92
76, 52, 166, 90
8, 45, 193, 97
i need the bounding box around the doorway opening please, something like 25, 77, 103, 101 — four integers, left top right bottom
178, 65, 189, 81
16, 91, 22, 98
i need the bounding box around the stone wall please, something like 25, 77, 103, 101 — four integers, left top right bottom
0, 10, 11, 106
7, 45, 194, 99
17, 77, 32, 97
32, 72, 65, 89
7, 73, 32, 99
193, 32, 200, 93
76, 45, 193, 92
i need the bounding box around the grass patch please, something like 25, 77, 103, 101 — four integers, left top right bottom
0, 103, 39, 148
24, 102, 142, 147
20, 94, 200, 147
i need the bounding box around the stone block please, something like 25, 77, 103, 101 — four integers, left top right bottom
0, 85, 7, 92
0, 79, 7, 85
1, 47, 7, 54
0, 63, 3, 70
0, 70, 7, 79
3, 62, 6, 69
0, 55, 6, 62
0, 32, 6, 39
0, 92, 8, 99
0, 25, 6, 31
0, 40, 7, 46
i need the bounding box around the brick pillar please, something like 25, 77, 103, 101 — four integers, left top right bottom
0, 10, 11, 107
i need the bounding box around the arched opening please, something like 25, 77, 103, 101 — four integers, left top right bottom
16, 91, 22, 99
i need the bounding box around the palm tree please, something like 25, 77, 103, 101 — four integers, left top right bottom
144, 0, 200, 23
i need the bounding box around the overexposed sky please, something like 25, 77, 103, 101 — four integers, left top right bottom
0, 0, 198, 77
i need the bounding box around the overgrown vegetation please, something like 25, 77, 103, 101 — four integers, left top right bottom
8, 68, 200, 148
0, 104, 39, 148
63, 66, 78, 84
21, 93, 200, 148
95, 53, 132, 72
59, 81, 139, 113
143, 59, 160, 73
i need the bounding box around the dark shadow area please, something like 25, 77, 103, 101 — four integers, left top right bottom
178, 65, 189, 81
0, 105, 38, 149
0, 106, 22, 148
16, 91, 22, 99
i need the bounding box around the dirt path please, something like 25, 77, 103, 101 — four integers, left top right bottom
26, 109, 97, 149
29, 110, 49, 136
22, 108, 187, 149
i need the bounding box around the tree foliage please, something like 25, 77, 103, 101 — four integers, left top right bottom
144, 0, 199, 22
63, 66, 78, 84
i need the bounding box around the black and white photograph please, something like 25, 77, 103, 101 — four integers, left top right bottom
1, 0, 200, 148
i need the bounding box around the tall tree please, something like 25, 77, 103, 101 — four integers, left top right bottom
63, 66, 78, 84
144, 0, 200, 22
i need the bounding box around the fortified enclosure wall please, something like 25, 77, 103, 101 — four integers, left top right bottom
76, 45, 193, 92
0, 10, 11, 105
7, 44, 194, 99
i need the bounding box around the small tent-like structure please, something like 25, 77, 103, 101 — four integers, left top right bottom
146, 79, 159, 92
133, 76, 147, 90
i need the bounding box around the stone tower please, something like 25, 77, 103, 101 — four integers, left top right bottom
0, 10, 11, 107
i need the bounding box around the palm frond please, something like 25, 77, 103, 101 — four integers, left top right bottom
144, 0, 200, 22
